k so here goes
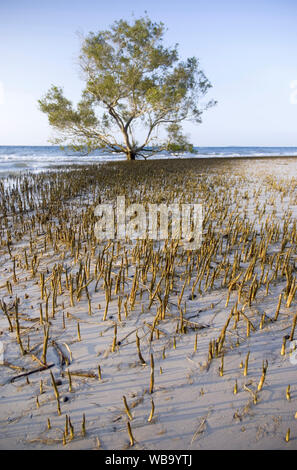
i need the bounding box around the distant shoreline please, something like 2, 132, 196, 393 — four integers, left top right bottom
0, 154, 297, 179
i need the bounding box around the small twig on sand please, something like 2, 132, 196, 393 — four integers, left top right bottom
191, 414, 209, 444
10, 363, 55, 383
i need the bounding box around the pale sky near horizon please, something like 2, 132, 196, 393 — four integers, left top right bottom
0, 0, 296, 146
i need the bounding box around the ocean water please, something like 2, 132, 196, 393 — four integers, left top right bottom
0, 146, 297, 176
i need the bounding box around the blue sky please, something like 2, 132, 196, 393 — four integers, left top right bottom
0, 0, 296, 146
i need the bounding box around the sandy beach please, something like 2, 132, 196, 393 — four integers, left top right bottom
0, 156, 296, 450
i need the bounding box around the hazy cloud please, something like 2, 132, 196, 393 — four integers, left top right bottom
0, 82, 4, 104
0, 88, 50, 145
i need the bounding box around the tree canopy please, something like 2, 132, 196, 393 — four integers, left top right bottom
39, 16, 216, 160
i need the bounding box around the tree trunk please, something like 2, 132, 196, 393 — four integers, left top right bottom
126, 151, 136, 161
